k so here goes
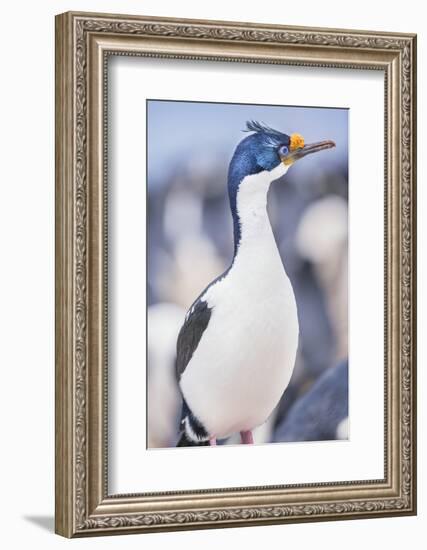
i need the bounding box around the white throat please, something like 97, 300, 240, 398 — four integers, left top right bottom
235, 163, 289, 249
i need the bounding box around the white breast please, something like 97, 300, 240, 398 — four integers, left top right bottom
179, 168, 299, 439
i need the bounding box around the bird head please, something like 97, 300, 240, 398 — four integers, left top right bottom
228, 120, 335, 184
227, 121, 336, 252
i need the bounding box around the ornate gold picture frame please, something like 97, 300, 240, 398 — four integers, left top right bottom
55, 11, 417, 537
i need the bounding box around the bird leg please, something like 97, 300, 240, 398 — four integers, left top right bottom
240, 430, 254, 444
209, 437, 217, 446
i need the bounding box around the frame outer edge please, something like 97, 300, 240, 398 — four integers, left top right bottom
62, 10, 417, 40
413, 34, 417, 514
409, 34, 417, 514
55, 12, 75, 538
54, 10, 417, 537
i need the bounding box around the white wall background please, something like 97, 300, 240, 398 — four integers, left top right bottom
0, 1, 424, 548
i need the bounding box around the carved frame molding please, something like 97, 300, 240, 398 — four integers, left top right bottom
55, 12, 416, 537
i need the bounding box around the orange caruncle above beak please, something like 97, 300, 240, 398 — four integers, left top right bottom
289, 133, 305, 151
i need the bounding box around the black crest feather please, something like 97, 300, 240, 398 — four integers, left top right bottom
243, 120, 288, 149
244, 120, 283, 137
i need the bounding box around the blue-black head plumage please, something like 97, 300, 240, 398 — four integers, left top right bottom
227, 121, 291, 252
228, 121, 291, 186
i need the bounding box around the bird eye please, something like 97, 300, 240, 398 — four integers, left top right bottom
278, 145, 289, 156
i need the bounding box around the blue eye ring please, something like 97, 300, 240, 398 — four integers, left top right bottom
278, 144, 289, 156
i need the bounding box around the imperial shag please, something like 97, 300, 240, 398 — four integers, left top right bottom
176, 121, 335, 447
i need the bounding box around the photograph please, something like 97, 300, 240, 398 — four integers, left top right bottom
147, 100, 349, 449
53, 10, 416, 537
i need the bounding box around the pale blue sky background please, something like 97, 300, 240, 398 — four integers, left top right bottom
147, 100, 348, 187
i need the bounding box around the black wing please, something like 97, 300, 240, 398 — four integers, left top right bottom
176, 299, 212, 381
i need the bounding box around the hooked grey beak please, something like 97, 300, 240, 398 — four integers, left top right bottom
281, 140, 336, 166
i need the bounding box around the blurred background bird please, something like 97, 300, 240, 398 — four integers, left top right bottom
273, 359, 348, 442
147, 101, 349, 448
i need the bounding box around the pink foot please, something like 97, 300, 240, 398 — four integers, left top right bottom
209, 437, 217, 446
240, 430, 254, 444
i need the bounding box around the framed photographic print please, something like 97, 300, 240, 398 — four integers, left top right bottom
55, 11, 417, 537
